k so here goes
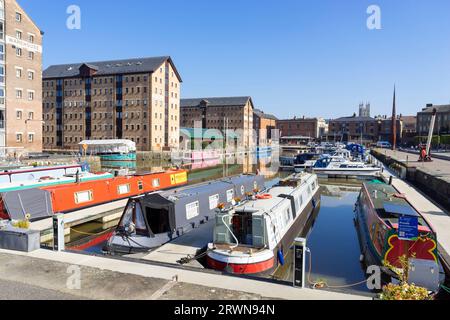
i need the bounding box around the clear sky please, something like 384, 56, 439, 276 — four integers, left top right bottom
19, 0, 450, 119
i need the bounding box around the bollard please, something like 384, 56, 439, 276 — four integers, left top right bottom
293, 238, 307, 289
53, 213, 65, 252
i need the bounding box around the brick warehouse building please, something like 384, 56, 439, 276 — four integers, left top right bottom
43, 56, 182, 152
180, 97, 255, 149
253, 109, 277, 146
1, 0, 43, 156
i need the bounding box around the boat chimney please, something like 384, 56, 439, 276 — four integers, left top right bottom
389, 176, 393, 186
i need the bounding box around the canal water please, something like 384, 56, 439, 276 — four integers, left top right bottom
65, 155, 379, 296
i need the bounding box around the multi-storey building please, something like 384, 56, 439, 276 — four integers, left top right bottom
328, 115, 379, 144
253, 108, 277, 146
1, 0, 43, 156
277, 117, 327, 140
180, 97, 255, 149
43, 56, 182, 152
417, 104, 450, 136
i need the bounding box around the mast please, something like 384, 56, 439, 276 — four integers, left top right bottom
391, 86, 397, 150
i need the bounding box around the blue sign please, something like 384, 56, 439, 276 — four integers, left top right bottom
398, 216, 419, 241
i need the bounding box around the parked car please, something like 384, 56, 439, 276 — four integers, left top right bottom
376, 141, 392, 149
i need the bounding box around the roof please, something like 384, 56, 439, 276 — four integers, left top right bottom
253, 109, 278, 121
332, 116, 376, 123
181, 97, 253, 108
43, 56, 182, 81
79, 139, 136, 148
419, 105, 450, 113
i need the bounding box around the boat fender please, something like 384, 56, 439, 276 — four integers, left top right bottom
256, 194, 272, 200
277, 249, 285, 266
312, 198, 317, 209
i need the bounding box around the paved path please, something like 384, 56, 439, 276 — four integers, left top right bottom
375, 149, 450, 174
0, 249, 371, 300
0, 279, 81, 300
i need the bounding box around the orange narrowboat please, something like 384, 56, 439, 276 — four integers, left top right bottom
0, 169, 188, 221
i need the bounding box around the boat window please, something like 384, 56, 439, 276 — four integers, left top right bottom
152, 178, 160, 188
74, 190, 93, 204
240, 186, 245, 196
138, 181, 144, 191
285, 208, 292, 224
186, 201, 200, 220
226, 189, 234, 202
209, 194, 220, 210
120, 203, 134, 229
146, 206, 171, 234
134, 203, 147, 232
117, 184, 131, 195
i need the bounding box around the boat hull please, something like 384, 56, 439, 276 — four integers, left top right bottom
100, 153, 137, 162
313, 168, 381, 177
207, 189, 321, 276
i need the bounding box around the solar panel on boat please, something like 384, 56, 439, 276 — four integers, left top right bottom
383, 203, 420, 217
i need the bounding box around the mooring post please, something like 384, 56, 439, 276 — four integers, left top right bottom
293, 238, 307, 289
53, 213, 65, 252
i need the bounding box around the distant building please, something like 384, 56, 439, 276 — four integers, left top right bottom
417, 104, 450, 136
277, 117, 326, 140
1, 0, 43, 156
253, 109, 277, 146
180, 96, 254, 149
328, 115, 378, 144
43, 56, 182, 152
376, 116, 403, 143
359, 103, 371, 118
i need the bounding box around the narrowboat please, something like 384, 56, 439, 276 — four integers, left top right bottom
355, 181, 444, 291
79, 140, 137, 161
0, 163, 89, 184
0, 171, 113, 193
207, 173, 320, 275
107, 174, 266, 254
172, 150, 221, 170
0, 169, 188, 222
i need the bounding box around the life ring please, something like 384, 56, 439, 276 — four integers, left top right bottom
256, 194, 272, 200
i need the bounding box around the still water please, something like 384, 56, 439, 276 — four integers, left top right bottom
68, 157, 374, 295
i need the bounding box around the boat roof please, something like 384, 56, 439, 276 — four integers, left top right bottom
79, 140, 136, 148
364, 182, 421, 218
158, 175, 262, 201
236, 186, 295, 215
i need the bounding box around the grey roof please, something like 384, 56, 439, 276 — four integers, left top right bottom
181, 96, 253, 108
332, 116, 376, 123
419, 105, 450, 113
43, 56, 182, 81
254, 109, 278, 121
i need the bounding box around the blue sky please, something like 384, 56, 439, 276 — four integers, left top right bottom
19, 0, 450, 119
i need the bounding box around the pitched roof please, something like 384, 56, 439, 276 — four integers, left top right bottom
253, 109, 278, 121
419, 104, 450, 113
43, 56, 182, 81
181, 96, 253, 108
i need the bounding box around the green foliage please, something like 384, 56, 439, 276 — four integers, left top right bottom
380, 255, 432, 301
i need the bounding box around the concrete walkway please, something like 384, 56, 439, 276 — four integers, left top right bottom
376, 149, 450, 173
0, 249, 370, 300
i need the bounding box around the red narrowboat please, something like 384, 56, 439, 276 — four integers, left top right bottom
0, 169, 188, 221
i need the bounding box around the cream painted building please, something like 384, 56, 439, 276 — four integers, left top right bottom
1, 0, 43, 156
43, 56, 182, 152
